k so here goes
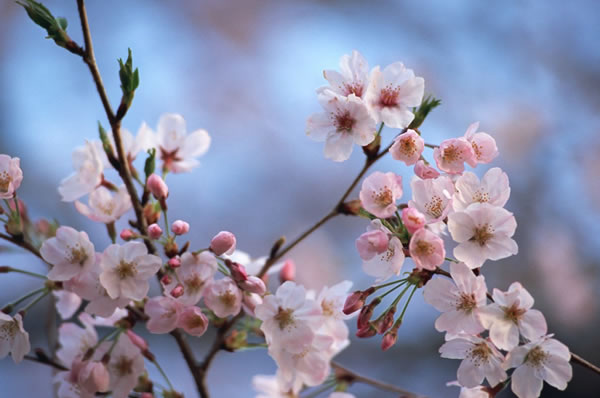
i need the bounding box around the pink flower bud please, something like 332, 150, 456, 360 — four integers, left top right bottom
228, 261, 248, 284
381, 330, 398, 351
177, 306, 208, 337
171, 220, 189, 235
414, 159, 440, 179
140, 394, 154, 398
210, 231, 237, 256
126, 330, 148, 352
147, 174, 169, 200
356, 324, 377, 338
240, 276, 266, 295
376, 308, 396, 334
168, 256, 181, 268
161, 274, 172, 285
355, 230, 389, 261
170, 284, 184, 298
242, 292, 262, 316
120, 229, 135, 241
401, 207, 426, 234
78, 361, 110, 394
343, 291, 366, 315
148, 223, 163, 239
279, 259, 296, 282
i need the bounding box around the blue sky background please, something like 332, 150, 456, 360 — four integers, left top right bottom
1, 0, 599, 397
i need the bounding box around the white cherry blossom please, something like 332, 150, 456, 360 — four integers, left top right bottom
453, 168, 510, 212
162, 251, 217, 305
0, 313, 30, 363
53, 290, 82, 320
320, 50, 370, 99
97, 334, 145, 398
409, 175, 455, 223
361, 220, 405, 282
463, 122, 498, 164
448, 203, 518, 269
315, 280, 353, 352
252, 373, 298, 398
59, 141, 104, 202
74, 185, 131, 223
42, 226, 96, 281
203, 277, 243, 318
0, 154, 23, 199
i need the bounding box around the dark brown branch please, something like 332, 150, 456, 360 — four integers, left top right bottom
24, 354, 68, 371
0, 232, 46, 263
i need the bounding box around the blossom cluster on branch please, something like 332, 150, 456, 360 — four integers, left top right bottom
1, 2, 598, 398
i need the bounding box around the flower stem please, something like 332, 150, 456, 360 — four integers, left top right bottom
2, 267, 47, 279
4, 286, 47, 311
153, 357, 175, 391
20, 288, 50, 314
398, 285, 418, 321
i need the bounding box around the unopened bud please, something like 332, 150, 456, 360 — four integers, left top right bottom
356, 324, 377, 338
227, 261, 248, 284
401, 207, 426, 234
160, 274, 172, 285
144, 202, 161, 225
148, 223, 162, 239
376, 307, 396, 334
168, 256, 181, 269
164, 239, 179, 258
171, 220, 189, 236
339, 199, 362, 215
170, 284, 184, 298
147, 174, 168, 200
240, 276, 266, 295
343, 291, 365, 315
279, 259, 296, 282
381, 330, 398, 351
210, 231, 236, 256
357, 297, 381, 330
0, 266, 10, 273
126, 329, 148, 352
120, 229, 135, 241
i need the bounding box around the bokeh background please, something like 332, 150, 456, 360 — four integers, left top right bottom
1, 0, 599, 397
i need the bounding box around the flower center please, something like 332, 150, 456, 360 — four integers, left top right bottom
400, 137, 417, 156
0, 171, 12, 193
467, 342, 492, 366
160, 146, 182, 168
471, 141, 482, 159
457, 293, 477, 313
186, 313, 207, 329
343, 82, 364, 97
113, 356, 133, 376
0, 319, 18, 341
116, 260, 137, 279
379, 85, 400, 107
334, 111, 355, 133
184, 274, 205, 294
97, 202, 116, 216
415, 240, 434, 256
525, 346, 548, 368
382, 246, 396, 262
442, 145, 461, 163
219, 291, 237, 308
471, 224, 494, 246
472, 190, 490, 203
67, 244, 89, 266
425, 195, 443, 218
321, 300, 335, 317
274, 307, 295, 330
372, 187, 394, 207
503, 303, 527, 324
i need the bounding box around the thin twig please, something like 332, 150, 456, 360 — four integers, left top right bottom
424, 142, 438, 149
24, 355, 68, 371
571, 352, 600, 376
0, 232, 46, 263
332, 361, 425, 397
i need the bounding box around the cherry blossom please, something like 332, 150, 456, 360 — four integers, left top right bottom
423, 262, 487, 334
463, 122, 498, 164
145, 295, 183, 334
99, 242, 162, 300
210, 231, 237, 256
433, 137, 476, 175
55, 358, 109, 398
0, 154, 23, 199
97, 334, 145, 398
42, 226, 96, 281
359, 171, 403, 218
171, 219, 189, 235
355, 229, 389, 261
163, 251, 217, 305
145, 113, 211, 173
59, 141, 104, 202
147, 173, 169, 200
504, 336, 572, 398
99, 126, 153, 168
447, 381, 490, 398
390, 129, 425, 165
255, 281, 323, 354
440, 335, 507, 388
320, 50, 370, 99
0, 313, 30, 363
74, 185, 131, 223
414, 159, 440, 179
315, 280, 353, 351
453, 168, 510, 211
408, 227, 445, 270
53, 290, 83, 320
56, 321, 98, 371
401, 207, 426, 234
178, 306, 209, 337
252, 373, 297, 398
448, 203, 518, 269
409, 175, 455, 223
365, 62, 424, 128
204, 277, 243, 318
306, 90, 377, 162
479, 282, 547, 351
361, 220, 405, 282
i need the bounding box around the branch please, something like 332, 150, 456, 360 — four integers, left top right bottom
332, 361, 425, 397
0, 232, 47, 263
24, 354, 68, 371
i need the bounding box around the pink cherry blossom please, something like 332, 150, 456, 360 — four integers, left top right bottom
463, 122, 498, 164
504, 336, 572, 398
99, 242, 162, 300
74, 185, 131, 223
423, 262, 487, 334
361, 220, 405, 281
97, 334, 145, 398
177, 306, 209, 337
448, 203, 518, 269
0, 154, 23, 199
409, 175, 455, 223
440, 335, 507, 389
279, 259, 296, 282
0, 313, 30, 363
401, 207, 426, 234
204, 277, 243, 318
171, 219, 189, 235
434, 138, 476, 174
145, 113, 211, 173
408, 228, 445, 271
390, 129, 425, 165
307, 90, 377, 162
76, 360, 110, 394
53, 290, 82, 320
414, 159, 440, 179
98, 126, 153, 168
315, 280, 353, 352
145, 295, 183, 334
359, 171, 403, 218
355, 229, 389, 261
210, 231, 237, 256
147, 173, 168, 200
453, 168, 510, 211
42, 226, 96, 281
56, 321, 98, 368
148, 223, 162, 239
320, 50, 369, 99
479, 282, 547, 351
255, 281, 323, 354
365, 62, 424, 128
252, 373, 297, 398
242, 292, 263, 316
447, 381, 490, 398
59, 141, 104, 202
162, 251, 217, 305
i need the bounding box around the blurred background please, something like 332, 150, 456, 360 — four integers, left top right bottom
1, 0, 599, 396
